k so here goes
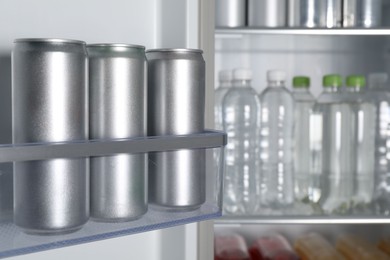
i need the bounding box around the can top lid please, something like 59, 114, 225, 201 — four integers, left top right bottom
145, 48, 203, 54
87, 43, 145, 50
14, 38, 86, 45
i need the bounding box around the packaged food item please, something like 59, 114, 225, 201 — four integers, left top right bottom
294, 233, 345, 260
378, 238, 390, 256
337, 234, 390, 260
215, 234, 251, 260
249, 234, 298, 260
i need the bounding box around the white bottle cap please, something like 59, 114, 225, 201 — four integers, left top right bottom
233, 68, 252, 80
267, 70, 286, 82
368, 72, 388, 89
219, 70, 232, 82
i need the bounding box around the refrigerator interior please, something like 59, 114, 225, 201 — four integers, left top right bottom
0, 0, 217, 259
215, 33, 390, 97
214, 1, 390, 255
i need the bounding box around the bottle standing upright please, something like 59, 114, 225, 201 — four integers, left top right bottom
291, 76, 315, 203
344, 75, 376, 212
215, 70, 232, 131
366, 73, 390, 214
259, 70, 294, 211
312, 75, 356, 214
222, 68, 261, 215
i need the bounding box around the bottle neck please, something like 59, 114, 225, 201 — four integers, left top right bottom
268, 80, 285, 87
323, 86, 341, 93
346, 86, 363, 93
233, 79, 251, 87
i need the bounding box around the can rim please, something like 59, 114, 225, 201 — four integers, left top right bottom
14, 38, 86, 45
145, 48, 203, 54
87, 43, 145, 50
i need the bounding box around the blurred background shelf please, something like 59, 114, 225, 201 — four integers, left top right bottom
215, 216, 390, 225
216, 28, 390, 36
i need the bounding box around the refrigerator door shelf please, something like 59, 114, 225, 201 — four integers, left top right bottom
0, 131, 226, 258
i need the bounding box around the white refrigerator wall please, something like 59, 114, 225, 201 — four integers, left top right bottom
0, 0, 215, 259
215, 34, 390, 96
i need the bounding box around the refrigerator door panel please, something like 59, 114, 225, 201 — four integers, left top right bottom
0, 0, 217, 259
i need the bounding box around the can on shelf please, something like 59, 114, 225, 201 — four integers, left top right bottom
88, 44, 148, 222
358, 0, 382, 28
288, 0, 324, 27
215, 0, 246, 28
146, 49, 206, 210
343, 0, 358, 27
248, 0, 287, 27
12, 38, 89, 234
323, 0, 342, 28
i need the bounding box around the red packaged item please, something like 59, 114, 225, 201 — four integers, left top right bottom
249, 234, 298, 260
215, 234, 251, 260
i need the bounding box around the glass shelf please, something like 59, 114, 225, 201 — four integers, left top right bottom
215, 27, 390, 36
0, 130, 226, 258
215, 216, 390, 225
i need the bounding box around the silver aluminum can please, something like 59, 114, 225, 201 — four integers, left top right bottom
146, 49, 205, 210
343, 0, 358, 27
358, 0, 382, 28
323, 0, 342, 27
88, 44, 147, 221
288, 0, 324, 27
249, 0, 287, 27
215, 0, 246, 27
12, 38, 89, 234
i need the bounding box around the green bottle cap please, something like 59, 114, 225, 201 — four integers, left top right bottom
293, 76, 310, 88
323, 74, 342, 88
346, 75, 366, 88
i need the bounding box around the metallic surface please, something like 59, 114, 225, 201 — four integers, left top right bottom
288, 0, 324, 27
359, 0, 382, 28
215, 28, 390, 35
343, 0, 358, 27
215, 0, 246, 28
88, 44, 147, 221
324, 0, 342, 28
248, 0, 287, 27
0, 131, 226, 163
146, 49, 206, 210
12, 39, 89, 234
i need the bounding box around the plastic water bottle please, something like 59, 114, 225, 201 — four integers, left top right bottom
345, 76, 376, 211
215, 70, 232, 130
292, 76, 315, 202
366, 73, 390, 214
259, 70, 294, 210
222, 68, 261, 215
313, 75, 356, 214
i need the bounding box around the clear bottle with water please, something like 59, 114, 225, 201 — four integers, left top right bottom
222, 68, 261, 215
215, 70, 232, 130
366, 73, 390, 214
345, 75, 376, 210
313, 75, 356, 214
292, 76, 315, 202
259, 70, 294, 210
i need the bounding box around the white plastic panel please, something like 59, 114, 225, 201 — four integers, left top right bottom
215, 33, 390, 97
